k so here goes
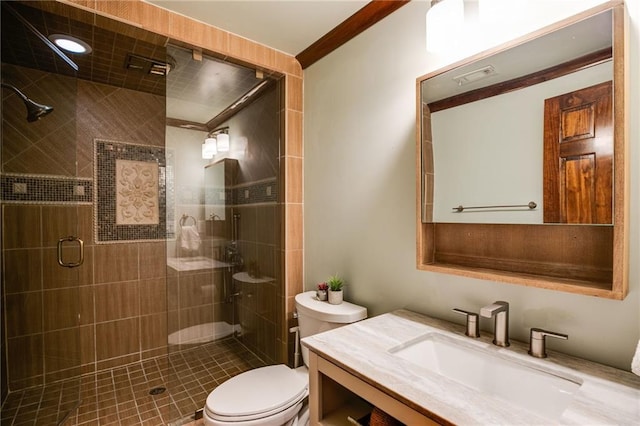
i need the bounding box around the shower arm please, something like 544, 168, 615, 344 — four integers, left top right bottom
1, 83, 54, 122
1, 83, 30, 103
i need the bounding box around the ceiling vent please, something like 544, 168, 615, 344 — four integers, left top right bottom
125, 53, 176, 76
452, 65, 497, 86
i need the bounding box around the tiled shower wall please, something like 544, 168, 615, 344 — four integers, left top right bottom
59, 0, 304, 375
1, 63, 168, 391
2, 0, 305, 396
226, 83, 282, 364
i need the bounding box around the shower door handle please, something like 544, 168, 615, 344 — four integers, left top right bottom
57, 236, 84, 268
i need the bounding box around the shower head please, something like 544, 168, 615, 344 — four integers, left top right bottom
1, 82, 54, 122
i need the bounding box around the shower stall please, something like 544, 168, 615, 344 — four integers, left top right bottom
1, 2, 284, 424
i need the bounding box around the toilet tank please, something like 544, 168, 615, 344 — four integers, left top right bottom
295, 291, 367, 366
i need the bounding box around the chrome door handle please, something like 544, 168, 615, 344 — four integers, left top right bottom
57, 236, 84, 268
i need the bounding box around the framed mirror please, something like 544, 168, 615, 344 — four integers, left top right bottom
416, 1, 628, 299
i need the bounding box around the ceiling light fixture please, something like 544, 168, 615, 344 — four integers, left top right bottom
426, 0, 464, 53
202, 136, 217, 159
206, 127, 230, 153
48, 34, 92, 54
216, 133, 230, 152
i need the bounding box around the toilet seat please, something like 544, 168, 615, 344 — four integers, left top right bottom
205, 365, 308, 423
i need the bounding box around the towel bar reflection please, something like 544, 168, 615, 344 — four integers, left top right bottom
453, 201, 537, 212
180, 214, 197, 227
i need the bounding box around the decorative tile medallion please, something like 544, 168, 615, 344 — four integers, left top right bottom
115, 159, 159, 225
94, 139, 166, 243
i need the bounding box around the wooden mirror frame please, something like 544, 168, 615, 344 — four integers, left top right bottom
415, 1, 628, 299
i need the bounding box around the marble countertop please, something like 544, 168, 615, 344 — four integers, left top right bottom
302, 309, 640, 425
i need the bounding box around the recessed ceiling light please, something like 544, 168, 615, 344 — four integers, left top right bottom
48, 34, 92, 54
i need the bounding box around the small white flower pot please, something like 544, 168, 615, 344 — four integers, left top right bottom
328, 289, 343, 305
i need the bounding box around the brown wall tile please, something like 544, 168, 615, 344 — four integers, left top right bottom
140, 313, 167, 351
44, 328, 81, 374
256, 283, 278, 323
7, 335, 44, 388
94, 244, 139, 283
286, 76, 303, 112
256, 205, 277, 246
96, 354, 140, 371
6, 293, 42, 337
42, 206, 85, 248
170, 14, 228, 55
285, 157, 303, 204
43, 288, 80, 331
285, 250, 303, 299
3, 249, 42, 294
285, 204, 303, 251
2, 205, 41, 249
80, 325, 95, 368
285, 110, 303, 157
139, 277, 167, 315
95, 318, 139, 361
179, 305, 214, 330
139, 242, 166, 279
228, 34, 276, 69
79, 285, 95, 326
257, 319, 277, 363
94, 281, 139, 322
179, 273, 215, 309
167, 275, 179, 312
42, 247, 93, 289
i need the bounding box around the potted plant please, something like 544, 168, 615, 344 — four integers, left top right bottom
316, 282, 328, 301
327, 274, 344, 305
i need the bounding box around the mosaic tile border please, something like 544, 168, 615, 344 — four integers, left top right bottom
94, 139, 167, 243
0, 173, 93, 205
232, 178, 278, 205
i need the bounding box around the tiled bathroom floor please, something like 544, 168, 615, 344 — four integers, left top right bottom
1, 338, 266, 426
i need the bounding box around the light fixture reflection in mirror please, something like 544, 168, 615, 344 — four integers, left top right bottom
216, 133, 230, 152
426, 0, 464, 53
426, 0, 611, 58
202, 137, 217, 159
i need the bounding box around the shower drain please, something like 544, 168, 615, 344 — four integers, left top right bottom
149, 387, 166, 395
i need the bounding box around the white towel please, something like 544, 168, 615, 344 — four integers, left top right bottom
179, 225, 201, 251
632, 339, 640, 376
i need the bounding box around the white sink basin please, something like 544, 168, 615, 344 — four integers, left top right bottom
389, 333, 582, 420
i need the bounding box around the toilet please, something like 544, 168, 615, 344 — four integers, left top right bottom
203, 290, 367, 426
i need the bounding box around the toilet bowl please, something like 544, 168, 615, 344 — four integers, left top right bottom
203, 291, 367, 426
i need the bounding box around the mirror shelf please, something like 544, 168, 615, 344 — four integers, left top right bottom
415, 1, 628, 300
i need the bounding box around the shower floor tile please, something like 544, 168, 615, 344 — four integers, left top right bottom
1, 338, 266, 426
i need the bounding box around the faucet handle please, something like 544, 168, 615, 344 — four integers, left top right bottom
452, 308, 480, 338
528, 328, 568, 358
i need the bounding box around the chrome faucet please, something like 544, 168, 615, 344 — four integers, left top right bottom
480, 301, 510, 347
452, 308, 480, 338
528, 328, 568, 358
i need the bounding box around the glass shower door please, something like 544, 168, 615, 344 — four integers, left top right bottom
1, 2, 83, 422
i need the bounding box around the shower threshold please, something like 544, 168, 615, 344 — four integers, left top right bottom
168, 321, 241, 346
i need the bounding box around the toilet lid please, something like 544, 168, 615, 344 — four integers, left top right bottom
206, 365, 308, 419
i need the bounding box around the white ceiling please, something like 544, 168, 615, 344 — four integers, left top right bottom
146, 0, 369, 55
422, 8, 613, 103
